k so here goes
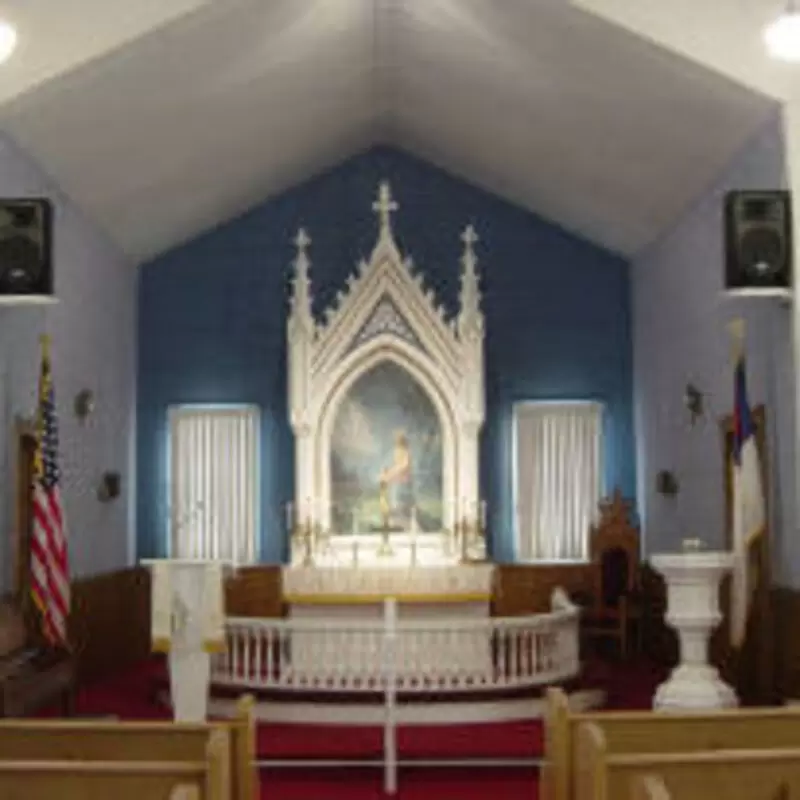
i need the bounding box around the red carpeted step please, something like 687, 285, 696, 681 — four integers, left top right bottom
256, 720, 543, 760
259, 766, 540, 799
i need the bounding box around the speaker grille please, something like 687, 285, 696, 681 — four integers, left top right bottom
724, 190, 791, 291
0, 198, 53, 296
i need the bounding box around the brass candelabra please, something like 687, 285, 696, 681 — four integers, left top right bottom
291, 518, 315, 566
458, 515, 487, 563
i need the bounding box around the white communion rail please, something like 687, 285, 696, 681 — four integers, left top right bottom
208, 587, 581, 796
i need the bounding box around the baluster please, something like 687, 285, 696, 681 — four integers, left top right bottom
231, 627, 240, 678
510, 626, 519, 684
253, 628, 263, 684
280, 628, 290, 686
242, 630, 252, 682
453, 625, 464, 689
266, 628, 276, 685
497, 625, 507, 686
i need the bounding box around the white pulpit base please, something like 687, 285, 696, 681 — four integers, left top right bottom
651, 551, 738, 711
142, 558, 230, 723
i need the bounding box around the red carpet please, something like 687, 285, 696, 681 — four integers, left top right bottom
50, 655, 664, 799
258, 720, 543, 760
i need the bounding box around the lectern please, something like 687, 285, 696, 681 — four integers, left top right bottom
141, 559, 229, 722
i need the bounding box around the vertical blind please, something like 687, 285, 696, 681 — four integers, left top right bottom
514, 402, 603, 561
168, 406, 259, 564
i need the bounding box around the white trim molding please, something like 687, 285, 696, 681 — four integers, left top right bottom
287, 182, 486, 541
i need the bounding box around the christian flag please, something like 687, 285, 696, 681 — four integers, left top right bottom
30, 335, 70, 647
730, 343, 766, 648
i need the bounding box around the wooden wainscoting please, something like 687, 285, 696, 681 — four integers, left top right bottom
225, 565, 284, 617
491, 563, 594, 616
70, 566, 151, 683
69, 563, 285, 683
773, 586, 800, 701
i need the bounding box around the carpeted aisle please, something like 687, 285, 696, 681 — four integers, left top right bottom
56, 656, 664, 799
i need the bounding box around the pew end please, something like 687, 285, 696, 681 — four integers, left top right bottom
632, 775, 671, 800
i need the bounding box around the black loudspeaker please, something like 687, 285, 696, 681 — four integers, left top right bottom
0, 198, 53, 297
724, 190, 792, 292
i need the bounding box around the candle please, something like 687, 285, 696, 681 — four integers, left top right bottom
286, 501, 293, 531
480, 500, 487, 529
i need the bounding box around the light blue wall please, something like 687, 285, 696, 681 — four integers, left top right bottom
632, 113, 796, 583
0, 134, 137, 593
137, 146, 635, 563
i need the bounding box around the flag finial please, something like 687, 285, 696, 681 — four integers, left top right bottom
727, 317, 746, 361
39, 334, 51, 355
727, 317, 746, 341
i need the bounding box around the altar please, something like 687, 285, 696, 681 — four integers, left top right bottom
283, 564, 495, 679
280, 182, 494, 680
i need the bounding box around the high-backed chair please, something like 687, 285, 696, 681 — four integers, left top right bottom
580, 490, 641, 658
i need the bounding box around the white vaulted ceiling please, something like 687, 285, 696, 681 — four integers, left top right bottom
0, 0, 782, 261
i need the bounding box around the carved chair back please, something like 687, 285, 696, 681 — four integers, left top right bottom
589, 490, 639, 610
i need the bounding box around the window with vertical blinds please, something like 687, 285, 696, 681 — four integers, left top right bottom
513, 401, 603, 562
168, 405, 259, 564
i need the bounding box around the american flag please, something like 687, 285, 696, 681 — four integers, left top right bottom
30, 336, 70, 646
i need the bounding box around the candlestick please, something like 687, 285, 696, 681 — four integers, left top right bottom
286, 501, 293, 532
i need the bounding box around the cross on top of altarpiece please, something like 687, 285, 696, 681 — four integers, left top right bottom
372, 182, 398, 236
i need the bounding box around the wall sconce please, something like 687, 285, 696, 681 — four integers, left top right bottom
74, 389, 95, 421
684, 383, 704, 426
655, 469, 679, 498
97, 471, 121, 503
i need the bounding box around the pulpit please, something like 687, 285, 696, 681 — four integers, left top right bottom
142, 559, 227, 722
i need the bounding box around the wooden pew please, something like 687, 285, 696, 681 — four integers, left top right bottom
544, 687, 800, 800
0, 725, 228, 800
577, 721, 800, 800
0, 694, 256, 800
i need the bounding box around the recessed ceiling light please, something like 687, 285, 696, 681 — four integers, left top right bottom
0, 19, 17, 65
765, 2, 800, 62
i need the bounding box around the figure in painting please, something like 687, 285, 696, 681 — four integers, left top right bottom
380, 430, 414, 529
330, 361, 442, 534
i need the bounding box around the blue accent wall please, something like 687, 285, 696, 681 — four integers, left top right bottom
137, 146, 634, 562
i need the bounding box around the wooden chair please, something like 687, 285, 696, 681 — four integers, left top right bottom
579, 490, 641, 658
0, 598, 76, 717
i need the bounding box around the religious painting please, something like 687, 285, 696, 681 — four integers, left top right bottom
330, 361, 443, 534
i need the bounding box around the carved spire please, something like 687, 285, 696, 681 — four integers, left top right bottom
458, 224, 483, 338
372, 182, 398, 242
289, 228, 313, 331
